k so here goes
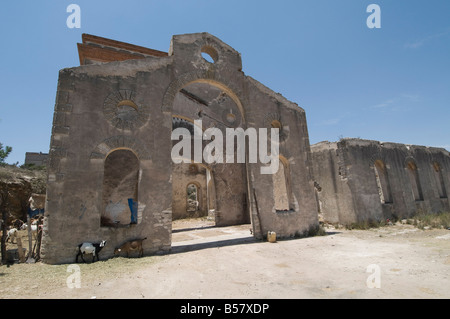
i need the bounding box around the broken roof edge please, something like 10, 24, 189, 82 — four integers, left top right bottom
78, 33, 168, 66
246, 76, 305, 113
169, 32, 241, 56
60, 53, 174, 78
311, 138, 450, 155
81, 33, 168, 55
310, 141, 338, 151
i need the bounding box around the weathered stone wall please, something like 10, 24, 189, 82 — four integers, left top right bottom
41, 55, 174, 264
24, 152, 49, 166
312, 139, 450, 225
41, 33, 319, 264
310, 141, 354, 224
245, 77, 319, 238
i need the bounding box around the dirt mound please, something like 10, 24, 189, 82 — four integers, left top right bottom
0, 165, 46, 223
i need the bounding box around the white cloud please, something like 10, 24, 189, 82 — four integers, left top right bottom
399, 93, 419, 101
437, 145, 450, 151
404, 28, 450, 49
369, 94, 419, 110
371, 99, 394, 109
320, 118, 341, 126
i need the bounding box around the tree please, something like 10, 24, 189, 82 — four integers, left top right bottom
0, 143, 12, 164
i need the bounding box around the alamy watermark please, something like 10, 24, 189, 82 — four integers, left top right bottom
65, 3, 381, 173
366, 264, 381, 289
366, 4, 381, 29
66, 264, 81, 289
66, 4, 81, 29
67, 4, 381, 30
171, 120, 280, 175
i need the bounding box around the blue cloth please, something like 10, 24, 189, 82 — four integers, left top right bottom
128, 198, 138, 224
28, 208, 44, 218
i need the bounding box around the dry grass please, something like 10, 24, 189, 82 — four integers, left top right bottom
343, 212, 450, 231
0, 251, 165, 298
1, 219, 450, 299
0, 228, 166, 298
411, 211, 450, 230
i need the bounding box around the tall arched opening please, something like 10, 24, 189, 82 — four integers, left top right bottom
169, 79, 252, 247
406, 160, 423, 202
101, 149, 140, 227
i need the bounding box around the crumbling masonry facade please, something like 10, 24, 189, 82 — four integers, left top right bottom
41, 33, 319, 264
41, 33, 450, 264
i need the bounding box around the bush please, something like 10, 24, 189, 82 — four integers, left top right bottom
346, 219, 385, 230
413, 211, 450, 230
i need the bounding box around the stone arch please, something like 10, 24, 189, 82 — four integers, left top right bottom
273, 155, 296, 212
166, 71, 250, 226
263, 112, 290, 143
368, 147, 385, 168
162, 70, 246, 124
200, 37, 223, 63
103, 89, 150, 130
101, 149, 140, 227
90, 135, 151, 160
172, 114, 205, 133
201, 45, 219, 64
432, 162, 447, 199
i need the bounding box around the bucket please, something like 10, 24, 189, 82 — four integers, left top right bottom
267, 231, 277, 243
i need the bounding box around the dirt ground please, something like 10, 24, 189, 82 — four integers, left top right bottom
0, 218, 449, 299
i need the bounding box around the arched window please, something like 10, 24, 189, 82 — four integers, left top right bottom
101, 149, 140, 227
433, 162, 447, 199
271, 120, 282, 130
374, 160, 393, 204
406, 160, 423, 201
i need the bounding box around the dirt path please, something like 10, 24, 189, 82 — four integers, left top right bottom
1, 219, 449, 299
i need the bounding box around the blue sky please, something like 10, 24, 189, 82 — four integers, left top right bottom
0, 0, 449, 164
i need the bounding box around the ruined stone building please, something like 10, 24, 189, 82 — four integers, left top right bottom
24, 152, 48, 166
311, 139, 450, 225
41, 33, 450, 264
41, 33, 319, 264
